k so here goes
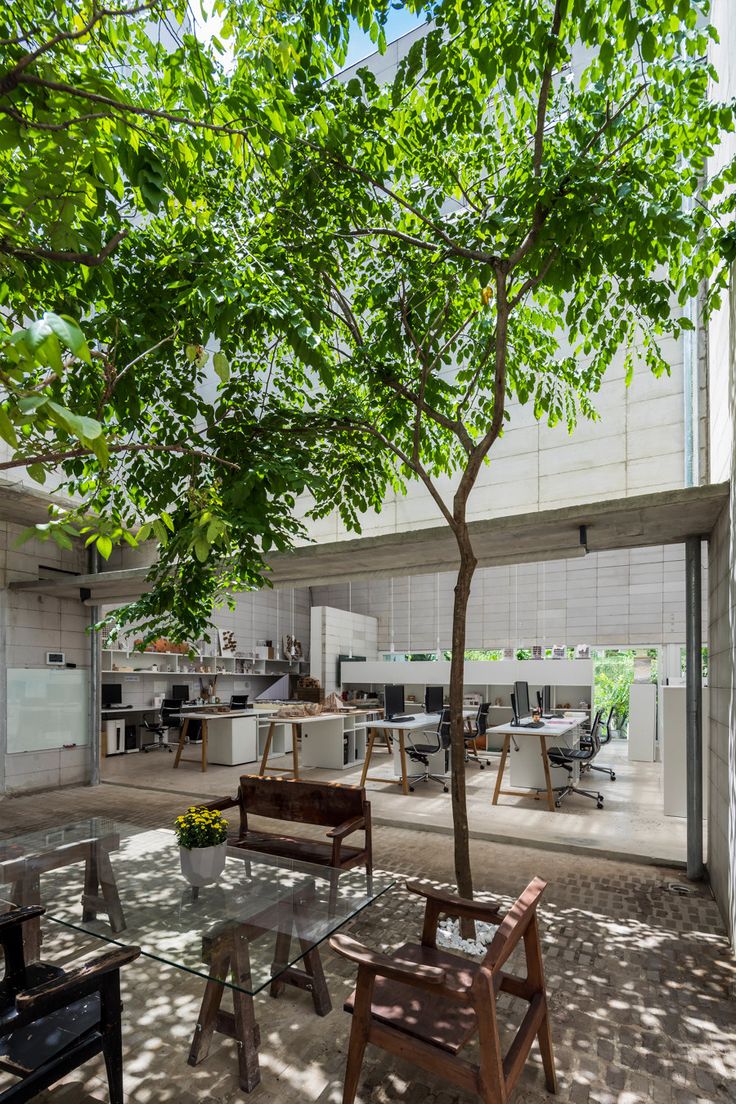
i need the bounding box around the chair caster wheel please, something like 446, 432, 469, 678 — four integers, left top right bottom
597, 799, 604, 809
409, 786, 415, 793
611, 773, 616, 781
555, 801, 561, 808
443, 786, 449, 793
142, 747, 148, 753
168, 747, 173, 753
480, 764, 485, 770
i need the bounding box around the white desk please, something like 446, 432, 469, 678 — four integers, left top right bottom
258, 711, 379, 778
360, 710, 476, 795
489, 717, 584, 812
174, 710, 259, 771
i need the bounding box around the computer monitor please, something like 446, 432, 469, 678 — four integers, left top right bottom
424, 685, 444, 714
230, 694, 249, 710
514, 680, 530, 720
542, 685, 551, 714
101, 683, 123, 708
384, 684, 405, 721
172, 685, 190, 702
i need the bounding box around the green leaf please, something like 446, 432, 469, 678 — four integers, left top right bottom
43, 313, 91, 364
27, 463, 46, 484
96, 535, 113, 559
213, 351, 230, 382
0, 406, 18, 448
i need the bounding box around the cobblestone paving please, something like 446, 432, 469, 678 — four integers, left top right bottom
0, 783, 733, 1104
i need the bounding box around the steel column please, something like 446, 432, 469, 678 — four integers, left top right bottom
87, 548, 101, 787
685, 536, 703, 880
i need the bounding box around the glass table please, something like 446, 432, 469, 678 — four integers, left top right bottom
0, 818, 393, 1091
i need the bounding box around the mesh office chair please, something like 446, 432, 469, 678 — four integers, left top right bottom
406, 708, 451, 793
465, 702, 491, 769
581, 706, 616, 781
140, 699, 180, 753
547, 709, 605, 809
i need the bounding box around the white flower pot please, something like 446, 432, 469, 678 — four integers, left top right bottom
179, 842, 227, 887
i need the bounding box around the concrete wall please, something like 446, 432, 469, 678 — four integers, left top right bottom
0, 522, 92, 794
707, 503, 735, 945
309, 606, 378, 694
706, 0, 736, 950
311, 544, 707, 653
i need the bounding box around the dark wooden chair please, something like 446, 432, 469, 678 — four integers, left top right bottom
0, 905, 140, 1103
203, 775, 372, 875
330, 876, 556, 1104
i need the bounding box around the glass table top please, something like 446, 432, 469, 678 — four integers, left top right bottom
0, 818, 393, 995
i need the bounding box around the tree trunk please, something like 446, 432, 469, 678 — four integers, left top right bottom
449, 526, 477, 912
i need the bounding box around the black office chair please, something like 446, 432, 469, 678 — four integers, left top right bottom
465, 703, 491, 769
230, 695, 249, 710
406, 709, 451, 793
140, 698, 180, 753
0, 905, 139, 1103
547, 710, 605, 809
581, 706, 616, 781
601, 707, 615, 743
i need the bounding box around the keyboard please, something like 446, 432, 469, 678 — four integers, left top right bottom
389, 715, 416, 723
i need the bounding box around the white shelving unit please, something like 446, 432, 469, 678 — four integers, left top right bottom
101, 649, 307, 680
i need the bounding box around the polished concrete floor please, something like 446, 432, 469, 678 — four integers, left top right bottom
0, 783, 732, 1104
102, 739, 694, 867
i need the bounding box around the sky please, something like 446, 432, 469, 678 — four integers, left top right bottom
343, 7, 425, 68
193, 4, 425, 71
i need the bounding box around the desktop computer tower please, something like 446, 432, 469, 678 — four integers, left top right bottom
125, 724, 138, 751
105, 719, 125, 756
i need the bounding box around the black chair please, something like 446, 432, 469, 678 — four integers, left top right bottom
140, 698, 181, 753
581, 706, 616, 781
405, 709, 451, 793
0, 905, 139, 1103
601, 707, 615, 743
230, 695, 249, 710
547, 710, 605, 809
465, 702, 491, 769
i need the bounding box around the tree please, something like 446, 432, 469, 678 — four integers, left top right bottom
218, 0, 736, 900
0, 0, 396, 638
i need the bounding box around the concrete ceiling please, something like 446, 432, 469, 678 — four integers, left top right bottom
7, 482, 729, 604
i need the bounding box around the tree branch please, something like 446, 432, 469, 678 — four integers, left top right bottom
0, 441, 240, 473
533, 0, 565, 178
3, 3, 158, 82
0, 229, 129, 267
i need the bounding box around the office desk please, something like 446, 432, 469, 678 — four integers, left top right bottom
361, 710, 476, 795
174, 710, 260, 772
258, 711, 378, 780
489, 717, 584, 812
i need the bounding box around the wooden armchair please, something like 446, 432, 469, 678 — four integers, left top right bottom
0, 905, 140, 1103
330, 876, 556, 1104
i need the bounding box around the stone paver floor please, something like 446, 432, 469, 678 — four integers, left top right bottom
0, 782, 733, 1104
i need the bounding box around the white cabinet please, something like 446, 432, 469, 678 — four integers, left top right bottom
206, 715, 259, 766
628, 683, 657, 762
661, 686, 709, 817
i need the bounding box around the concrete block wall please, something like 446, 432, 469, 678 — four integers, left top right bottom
0, 521, 92, 794
309, 606, 379, 694
707, 502, 735, 946
311, 544, 707, 653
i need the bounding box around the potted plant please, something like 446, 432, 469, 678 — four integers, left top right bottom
175, 806, 229, 886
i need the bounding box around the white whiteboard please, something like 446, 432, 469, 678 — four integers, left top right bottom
7, 669, 89, 753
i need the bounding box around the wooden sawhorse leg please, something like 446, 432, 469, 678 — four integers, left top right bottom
82, 841, 126, 933
189, 928, 261, 1093
173, 718, 190, 768
259, 721, 299, 778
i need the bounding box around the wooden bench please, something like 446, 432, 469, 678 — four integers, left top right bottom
202, 775, 372, 875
